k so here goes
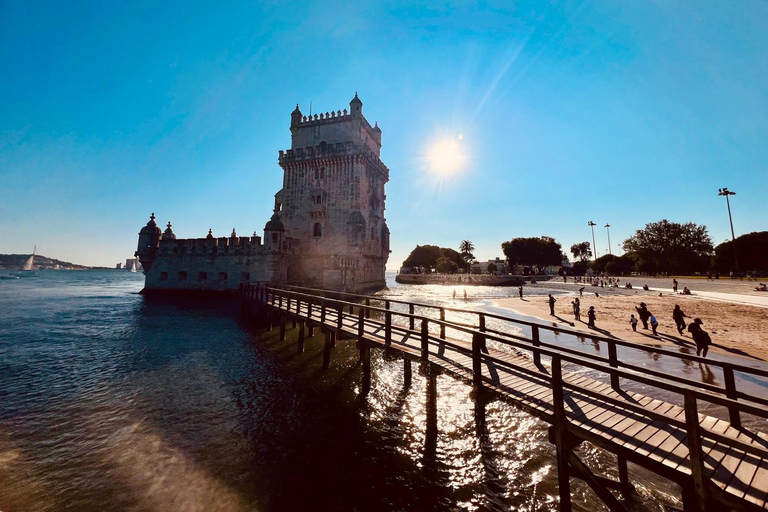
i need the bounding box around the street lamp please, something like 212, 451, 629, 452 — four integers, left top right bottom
604, 224, 612, 256
587, 221, 597, 260
718, 188, 738, 271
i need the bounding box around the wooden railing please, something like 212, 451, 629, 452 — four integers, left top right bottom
242, 282, 768, 511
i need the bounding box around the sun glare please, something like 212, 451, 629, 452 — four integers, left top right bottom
424, 135, 468, 177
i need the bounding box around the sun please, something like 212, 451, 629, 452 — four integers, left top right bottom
424, 134, 467, 177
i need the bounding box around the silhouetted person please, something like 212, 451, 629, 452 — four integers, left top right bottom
587, 306, 596, 329
630, 314, 638, 331
688, 318, 711, 357
572, 298, 580, 321
635, 302, 650, 329
518, 286, 523, 299
649, 313, 658, 336
548, 294, 556, 315
672, 279, 678, 293
579, 287, 584, 297
672, 305, 689, 335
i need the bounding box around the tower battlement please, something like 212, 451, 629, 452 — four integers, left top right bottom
290, 93, 381, 155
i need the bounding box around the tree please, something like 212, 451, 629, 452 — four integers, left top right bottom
570, 242, 592, 262
622, 220, 714, 274
459, 240, 475, 272
402, 245, 466, 271
501, 236, 563, 269
713, 231, 768, 272
487, 262, 498, 274
403, 245, 442, 269
435, 256, 459, 274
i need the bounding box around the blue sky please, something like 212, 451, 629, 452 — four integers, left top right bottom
1, 1, 766, 268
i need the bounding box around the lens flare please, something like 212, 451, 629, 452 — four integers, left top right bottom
424, 135, 468, 177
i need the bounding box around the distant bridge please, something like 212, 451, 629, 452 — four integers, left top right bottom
240, 282, 768, 512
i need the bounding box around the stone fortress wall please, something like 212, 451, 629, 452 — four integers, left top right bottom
135, 94, 390, 294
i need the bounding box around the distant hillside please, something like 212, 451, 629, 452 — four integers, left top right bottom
0, 254, 89, 270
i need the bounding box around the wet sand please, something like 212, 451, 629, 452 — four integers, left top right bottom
494, 292, 768, 363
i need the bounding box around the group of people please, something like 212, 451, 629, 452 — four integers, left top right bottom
559, 296, 597, 329
631, 302, 711, 357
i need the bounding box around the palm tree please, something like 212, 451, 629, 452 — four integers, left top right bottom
459, 240, 475, 273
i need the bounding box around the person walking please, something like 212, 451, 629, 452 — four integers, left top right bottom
572, 298, 581, 321
629, 314, 638, 331
688, 318, 712, 357
587, 306, 596, 329
548, 294, 556, 316
672, 305, 689, 335
518, 286, 523, 299
649, 313, 659, 336
635, 302, 650, 330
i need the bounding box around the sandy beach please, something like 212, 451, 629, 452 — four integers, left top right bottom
494, 287, 768, 363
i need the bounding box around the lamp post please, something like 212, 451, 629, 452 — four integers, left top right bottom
718, 188, 738, 271
587, 221, 597, 261
604, 224, 612, 256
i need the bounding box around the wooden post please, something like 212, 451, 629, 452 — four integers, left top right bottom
403, 358, 412, 388
479, 313, 487, 351
723, 366, 741, 429
336, 305, 344, 341
532, 325, 541, 366
330, 330, 336, 348
439, 308, 445, 339
279, 315, 286, 341
361, 342, 371, 395
551, 355, 572, 512
608, 342, 620, 391
618, 454, 629, 489
421, 319, 429, 361
683, 392, 707, 512
320, 300, 327, 325
425, 364, 438, 443
385, 309, 392, 347
365, 298, 371, 319
323, 330, 332, 369
357, 308, 365, 341
409, 304, 415, 330
297, 321, 305, 353
472, 333, 483, 389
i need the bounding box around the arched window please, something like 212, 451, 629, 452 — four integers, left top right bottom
313, 223, 322, 237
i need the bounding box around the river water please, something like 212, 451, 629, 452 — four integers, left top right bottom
2, 270, 763, 511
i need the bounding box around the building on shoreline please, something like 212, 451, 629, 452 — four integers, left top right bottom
135, 94, 390, 294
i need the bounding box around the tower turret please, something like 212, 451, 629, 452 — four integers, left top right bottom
350, 92, 362, 117
263, 211, 285, 252
162, 221, 176, 240
290, 104, 303, 129
135, 213, 162, 272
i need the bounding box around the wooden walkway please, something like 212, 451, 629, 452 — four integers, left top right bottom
240, 283, 768, 512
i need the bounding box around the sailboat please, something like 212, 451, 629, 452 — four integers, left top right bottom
129, 259, 137, 273
22, 246, 37, 271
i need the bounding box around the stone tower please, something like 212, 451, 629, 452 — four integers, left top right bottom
277, 93, 390, 291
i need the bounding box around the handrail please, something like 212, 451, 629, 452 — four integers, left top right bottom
243, 283, 768, 430
258, 283, 768, 379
